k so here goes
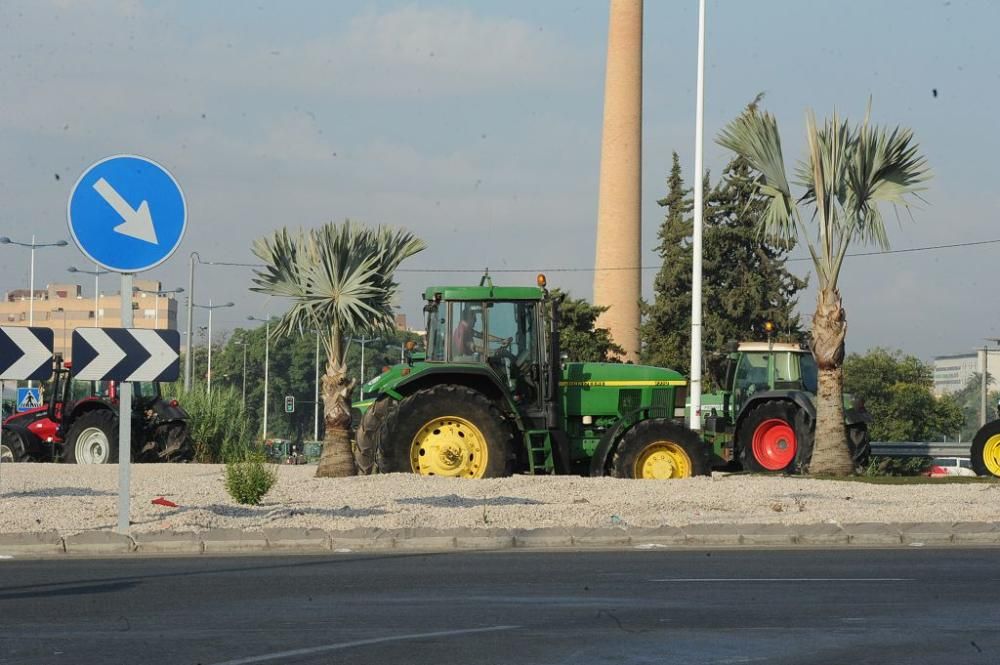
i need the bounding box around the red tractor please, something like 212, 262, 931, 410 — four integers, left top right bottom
0, 360, 191, 464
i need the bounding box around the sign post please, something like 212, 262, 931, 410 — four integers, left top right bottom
118, 274, 133, 534
68, 154, 187, 535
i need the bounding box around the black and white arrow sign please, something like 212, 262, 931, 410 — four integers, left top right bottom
0, 327, 54, 381
72, 328, 180, 382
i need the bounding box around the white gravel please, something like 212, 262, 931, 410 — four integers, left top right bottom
0, 464, 997, 536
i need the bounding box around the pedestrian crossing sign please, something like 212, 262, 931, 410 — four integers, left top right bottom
17, 387, 41, 412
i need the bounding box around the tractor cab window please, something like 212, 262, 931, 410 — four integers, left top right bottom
449, 302, 484, 362
425, 303, 446, 362
486, 301, 540, 405
70, 379, 96, 402
733, 352, 770, 410
134, 382, 160, 402
799, 354, 818, 393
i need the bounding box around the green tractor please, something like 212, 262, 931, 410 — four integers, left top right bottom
353, 275, 707, 480
699, 341, 872, 473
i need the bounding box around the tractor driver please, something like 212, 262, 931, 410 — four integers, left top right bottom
452, 306, 483, 361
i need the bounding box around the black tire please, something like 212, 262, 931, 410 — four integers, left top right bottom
847, 423, 872, 471
971, 419, 1000, 478
739, 401, 805, 474
64, 410, 120, 464
374, 384, 514, 478
1, 430, 31, 463
354, 397, 394, 475
610, 419, 708, 479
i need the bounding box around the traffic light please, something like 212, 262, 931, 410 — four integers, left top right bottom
285, 395, 295, 413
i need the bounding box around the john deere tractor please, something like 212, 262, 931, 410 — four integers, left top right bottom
699, 341, 872, 473
353, 275, 706, 479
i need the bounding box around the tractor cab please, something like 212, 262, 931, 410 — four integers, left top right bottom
725, 342, 817, 416
423, 275, 546, 412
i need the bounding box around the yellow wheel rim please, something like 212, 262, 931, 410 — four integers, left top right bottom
984, 434, 1000, 477
634, 442, 692, 479
410, 416, 488, 478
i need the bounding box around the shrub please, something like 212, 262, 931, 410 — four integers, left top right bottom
224, 450, 278, 505
163, 385, 253, 462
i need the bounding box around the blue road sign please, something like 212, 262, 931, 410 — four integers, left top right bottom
67, 155, 187, 273
17, 387, 41, 412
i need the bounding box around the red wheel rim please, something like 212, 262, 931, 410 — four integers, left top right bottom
751, 418, 796, 471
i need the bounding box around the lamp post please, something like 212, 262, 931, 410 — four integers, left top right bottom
2, 236, 68, 387
136, 286, 184, 329
248, 316, 272, 441
235, 339, 248, 407
68, 264, 110, 328
350, 336, 380, 400
314, 330, 321, 441
193, 300, 234, 394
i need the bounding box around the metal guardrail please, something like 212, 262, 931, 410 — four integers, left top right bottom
870, 442, 971, 458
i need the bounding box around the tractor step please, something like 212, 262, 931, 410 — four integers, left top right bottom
525, 430, 554, 474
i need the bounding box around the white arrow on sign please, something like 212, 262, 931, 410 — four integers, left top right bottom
92, 177, 159, 245
3, 328, 51, 379
126, 330, 177, 382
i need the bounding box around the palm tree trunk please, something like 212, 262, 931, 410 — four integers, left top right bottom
809, 287, 854, 475
316, 356, 356, 478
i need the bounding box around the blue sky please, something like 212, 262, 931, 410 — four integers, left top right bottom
1, 0, 997, 360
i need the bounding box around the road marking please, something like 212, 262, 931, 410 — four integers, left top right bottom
207, 625, 520, 665
651, 578, 912, 583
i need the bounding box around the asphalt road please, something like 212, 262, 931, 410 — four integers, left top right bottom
1, 547, 998, 665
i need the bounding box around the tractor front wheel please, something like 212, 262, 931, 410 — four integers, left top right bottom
740, 402, 801, 474
1, 430, 31, 463
971, 420, 1000, 478
64, 411, 120, 464
374, 385, 514, 478
611, 419, 708, 479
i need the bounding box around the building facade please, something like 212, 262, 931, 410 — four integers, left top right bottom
1, 279, 179, 361
933, 350, 1000, 396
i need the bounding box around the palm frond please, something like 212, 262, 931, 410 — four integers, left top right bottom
251, 220, 426, 361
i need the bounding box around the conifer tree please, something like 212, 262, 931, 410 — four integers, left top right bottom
641, 152, 807, 386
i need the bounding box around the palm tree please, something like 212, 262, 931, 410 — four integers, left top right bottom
717, 101, 929, 475
251, 221, 426, 477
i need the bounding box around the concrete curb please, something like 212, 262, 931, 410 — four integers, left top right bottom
1, 522, 998, 558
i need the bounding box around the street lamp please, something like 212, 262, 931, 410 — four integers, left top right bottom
248, 315, 274, 441
235, 339, 248, 407
2, 235, 68, 387
1, 236, 69, 327
193, 300, 234, 394
136, 286, 184, 329
68, 265, 110, 328
350, 336, 380, 400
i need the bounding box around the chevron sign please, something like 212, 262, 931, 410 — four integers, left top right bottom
0, 327, 54, 381
71, 328, 180, 382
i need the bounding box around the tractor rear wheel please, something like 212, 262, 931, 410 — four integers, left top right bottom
1, 430, 31, 463
64, 411, 120, 465
374, 385, 514, 478
971, 420, 1000, 478
740, 401, 802, 474
611, 419, 708, 479
354, 397, 393, 475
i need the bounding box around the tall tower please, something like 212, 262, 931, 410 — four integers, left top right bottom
593, 0, 643, 362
